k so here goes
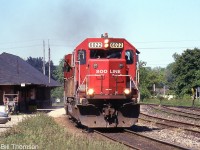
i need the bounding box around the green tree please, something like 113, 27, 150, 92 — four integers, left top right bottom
172, 48, 200, 96
149, 67, 166, 89
165, 62, 176, 93
139, 61, 167, 100
26, 57, 56, 80
26, 57, 43, 73
139, 61, 151, 100
51, 59, 64, 100
52, 59, 64, 84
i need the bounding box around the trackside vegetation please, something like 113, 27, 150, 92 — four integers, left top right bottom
141, 98, 200, 108
0, 114, 128, 150
139, 48, 200, 101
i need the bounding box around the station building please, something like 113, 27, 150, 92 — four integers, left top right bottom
0, 52, 60, 112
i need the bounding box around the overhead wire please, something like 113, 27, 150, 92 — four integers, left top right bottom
0, 39, 199, 48
0, 44, 42, 50
138, 46, 198, 50
0, 39, 43, 45
133, 40, 200, 44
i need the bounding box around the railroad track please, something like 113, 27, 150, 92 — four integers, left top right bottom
141, 103, 200, 112
140, 113, 200, 137
161, 106, 200, 117
94, 129, 189, 150
148, 105, 200, 120
187, 107, 200, 112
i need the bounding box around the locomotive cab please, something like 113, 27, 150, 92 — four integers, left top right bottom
64, 34, 140, 128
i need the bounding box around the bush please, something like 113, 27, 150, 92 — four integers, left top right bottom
140, 87, 151, 101
182, 94, 192, 100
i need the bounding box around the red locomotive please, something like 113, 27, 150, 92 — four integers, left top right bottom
64, 33, 140, 128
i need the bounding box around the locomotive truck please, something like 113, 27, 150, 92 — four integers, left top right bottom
63, 33, 140, 128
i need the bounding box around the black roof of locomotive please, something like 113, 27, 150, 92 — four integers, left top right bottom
0, 52, 60, 87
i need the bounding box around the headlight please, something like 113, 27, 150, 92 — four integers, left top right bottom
104, 39, 109, 48
124, 89, 130, 95
87, 89, 94, 96
104, 43, 109, 48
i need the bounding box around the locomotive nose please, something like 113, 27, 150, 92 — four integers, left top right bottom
88, 59, 126, 95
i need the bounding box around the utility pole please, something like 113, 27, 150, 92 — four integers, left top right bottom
163, 85, 166, 96
153, 84, 156, 97
43, 40, 45, 75
48, 39, 51, 83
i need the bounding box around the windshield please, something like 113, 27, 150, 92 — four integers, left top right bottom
90, 49, 122, 59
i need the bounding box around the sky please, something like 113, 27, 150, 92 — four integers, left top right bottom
0, 0, 200, 68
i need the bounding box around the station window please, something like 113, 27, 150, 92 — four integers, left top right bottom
125, 50, 134, 64
78, 50, 86, 64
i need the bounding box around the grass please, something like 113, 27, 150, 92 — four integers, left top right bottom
0, 114, 128, 150
140, 98, 200, 108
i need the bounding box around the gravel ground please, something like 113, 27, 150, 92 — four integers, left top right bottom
0, 114, 30, 134
47, 108, 66, 118
135, 121, 200, 150
167, 106, 200, 115
139, 105, 200, 150
141, 105, 200, 125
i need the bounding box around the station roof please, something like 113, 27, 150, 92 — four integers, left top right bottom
0, 52, 60, 87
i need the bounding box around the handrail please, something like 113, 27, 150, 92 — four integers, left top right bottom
75, 61, 80, 86
112, 74, 140, 102
75, 74, 140, 102
112, 74, 139, 91
75, 74, 104, 103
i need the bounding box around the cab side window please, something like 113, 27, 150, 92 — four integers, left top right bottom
125, 50, 134, 64
78, 50, 86, 64
64, 60, 72, 72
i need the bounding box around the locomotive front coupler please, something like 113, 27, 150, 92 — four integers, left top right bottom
80, 98, 88, 106
102, 104, 118, 123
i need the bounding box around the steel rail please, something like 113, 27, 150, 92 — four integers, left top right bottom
140, 103, 200, 112
124, 129, 189, 150
94, 130, 141, 150
148, 105, 200, 120
94, 129, 189, 150
140, 112, 200, 128
138, 116, 200, 137
161, 106, 200, 117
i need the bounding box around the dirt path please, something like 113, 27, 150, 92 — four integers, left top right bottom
47, 108, 65, 118
0, 115, 27, 134
47, 108, 85, 135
